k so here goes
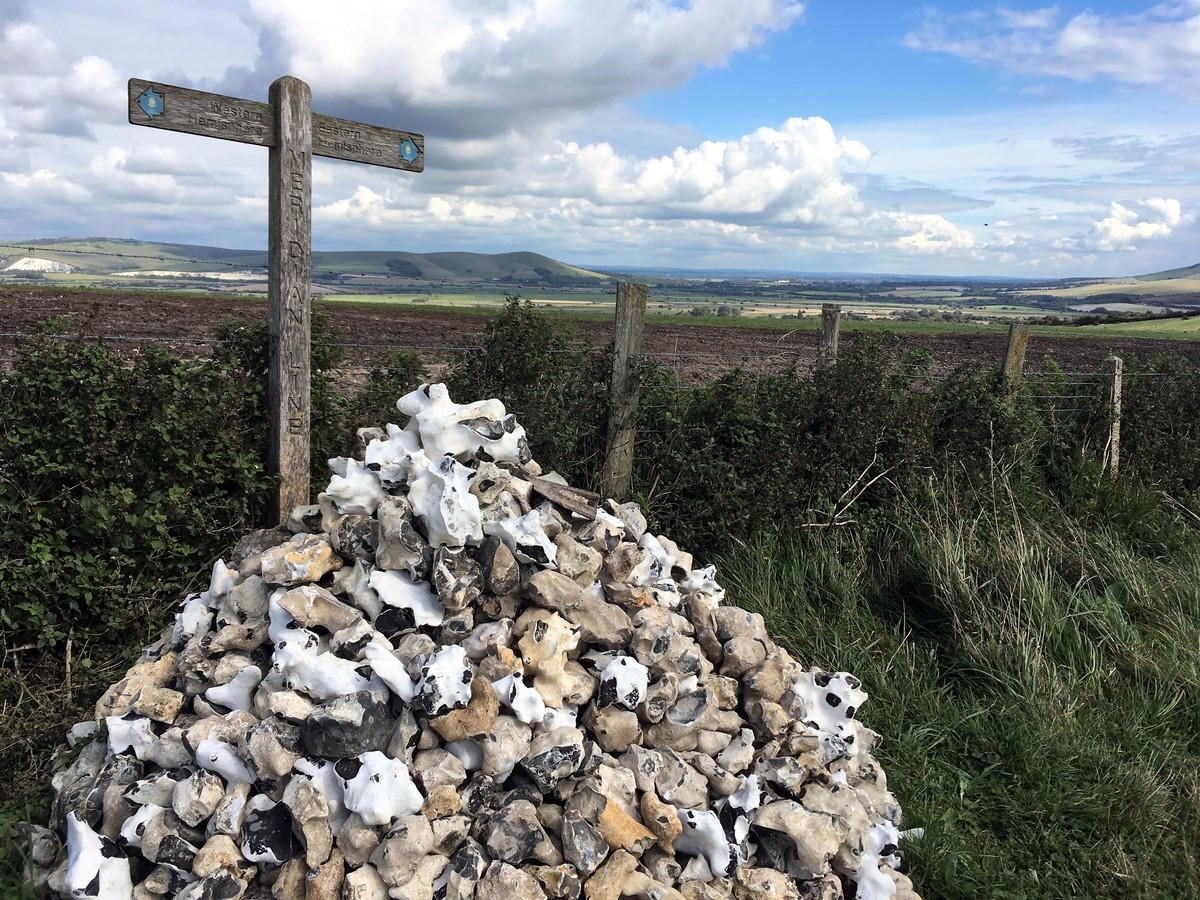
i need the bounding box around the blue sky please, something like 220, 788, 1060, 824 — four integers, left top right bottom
1, 1, 1197, 277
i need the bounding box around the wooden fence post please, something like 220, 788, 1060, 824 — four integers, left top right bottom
1104, 355, 1123, 477
267, 76, 313, 524
600, 282, 647, 502
819, 304, 841, 369
1003, 323, 1030, 388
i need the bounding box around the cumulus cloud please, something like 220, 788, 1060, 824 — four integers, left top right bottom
310, 115, 986, 262
905, 2, 1200, 90
0, 19, 122, 140
1085, 197, 1189, 251
220, 0, 803, 138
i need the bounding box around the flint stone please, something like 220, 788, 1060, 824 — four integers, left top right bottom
344, 862, 390, 899
413, 749, 469, 792
477, 536, 520, 597
331, 514, 380, 563
305, 846, 344, 900
173, 769, 225, 828
584, 848, 639, 900
597, 796, 655, 854
192, 834, 246, 879
485, 800, 556, 866
433, 546, 485, 611
640, 792, 683, 852
431, 676, 499, 742
95, 652, 177, 720
530, 863, 582, 900
239, 797, 297, 867
176, 872, 246, 899
278, 585, 362, 633
476, 861, 548, 900
260, 534, 343, 587
338, 812, 382, 868
523, 727, 586, 791
561, 811, 609, 877
300, 691, 394, 758
370, 815, 433, 886
734, 868, 800, 900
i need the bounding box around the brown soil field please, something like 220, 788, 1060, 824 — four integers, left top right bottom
2, 286, 1197, 383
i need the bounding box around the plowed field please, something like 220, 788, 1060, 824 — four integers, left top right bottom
3, 286, 1197, 383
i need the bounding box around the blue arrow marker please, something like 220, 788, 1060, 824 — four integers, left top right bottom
137, 87, 164, 118
399, 139, 419, 164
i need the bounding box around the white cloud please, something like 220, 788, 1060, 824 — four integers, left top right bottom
0, 23, 122, 140
311, 116, 987, 262
905, 3, 1200, 90
1085, 197, 1188, 251
1, 168, 90, 204
223, 0, 804, 138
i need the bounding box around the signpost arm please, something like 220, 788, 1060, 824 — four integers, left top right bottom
267, 76, 313, 524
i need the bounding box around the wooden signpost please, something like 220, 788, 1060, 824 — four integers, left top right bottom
128, 76, 424, 523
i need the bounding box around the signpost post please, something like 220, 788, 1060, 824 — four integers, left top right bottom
128, 76, 424, 524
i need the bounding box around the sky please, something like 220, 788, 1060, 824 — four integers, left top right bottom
1, 0, 1198, 277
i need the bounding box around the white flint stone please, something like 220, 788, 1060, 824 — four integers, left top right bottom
398, 383, 527, 465
484, 510, 557, 567
855, 822, 903, 900
66, 812, 133, 899
492, 673, 547, 725
106, 715, 156, 760
363, 641, 417, 701
599, 657, 650, 711
414, 645, 473, 717
408, 455, 484, 548
326, 457, 385, 516
791, 670, 870, 758
118, 803, 164, 851
365, 422, 422, 469
195, 738, 255, 786
370, 568, 445, 628
171, 593, 213, 646
204, 666, 262, 712
675, 809, 732, 880
343, 751, 424, 826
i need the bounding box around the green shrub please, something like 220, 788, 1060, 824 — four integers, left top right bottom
0, 333, 270, 649
447, 298, 609, 487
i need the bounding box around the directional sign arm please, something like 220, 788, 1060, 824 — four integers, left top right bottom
127, 79, 423, 171
127, 78, 274, 147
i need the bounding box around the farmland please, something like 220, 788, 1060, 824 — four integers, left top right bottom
3, 285, 1199, 388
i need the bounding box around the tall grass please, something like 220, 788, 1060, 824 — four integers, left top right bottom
719, 476, 1200, 898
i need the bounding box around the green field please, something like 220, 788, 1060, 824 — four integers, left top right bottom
1018, 277, 1200, 299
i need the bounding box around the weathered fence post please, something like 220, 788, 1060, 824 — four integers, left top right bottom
819, 304, 841, 369
600, 282, 648, 502
268, 76, 313, 524
1003, 323, 1030, 388
1104, 355, 1123, 477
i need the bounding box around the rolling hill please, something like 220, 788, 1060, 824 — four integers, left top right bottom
0, 238, 608, 283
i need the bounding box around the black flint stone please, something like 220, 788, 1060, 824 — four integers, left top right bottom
241, 803, 297, 865
193, 873, 244, 900
374, 606, 417, 639
524, 744, 582, 791
156, 833, 197, 872
301, 692, 395, 758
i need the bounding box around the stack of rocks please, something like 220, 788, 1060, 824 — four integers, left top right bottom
29, 383, 920, 900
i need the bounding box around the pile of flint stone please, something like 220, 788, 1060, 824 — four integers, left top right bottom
25, 383, 922, 900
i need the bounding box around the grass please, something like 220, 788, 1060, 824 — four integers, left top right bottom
1017, 277, 1200, 299
718, 477, 1200, 899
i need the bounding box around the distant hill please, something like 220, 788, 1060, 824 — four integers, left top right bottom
1135, 263, 1200, 282
0, 238, 608, 283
